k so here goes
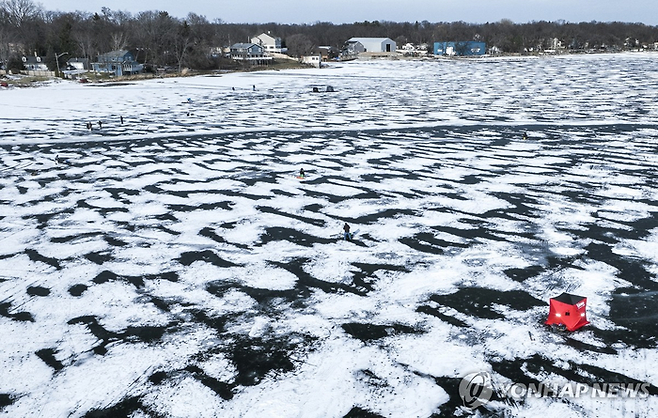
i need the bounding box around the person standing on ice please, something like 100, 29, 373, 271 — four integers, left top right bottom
299, 168, 306, 178
343, 223, 352, 241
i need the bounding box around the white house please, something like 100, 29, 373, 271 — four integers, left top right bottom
400, 43, 429, 56
66, 58, 89, 71
63, 58, 89, 79
345, 37, 397, 54
301, 54, 321, 68
251, 32, 287, 53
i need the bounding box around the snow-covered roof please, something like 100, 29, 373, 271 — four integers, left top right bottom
347, 37, 394, 43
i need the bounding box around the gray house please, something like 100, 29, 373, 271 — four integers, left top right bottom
229, 43, 271, 64
22, 55, 49, 71
91, 50, 143, 76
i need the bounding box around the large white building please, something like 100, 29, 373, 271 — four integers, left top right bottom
251, 32, 287, 53
345, 37, 397, 54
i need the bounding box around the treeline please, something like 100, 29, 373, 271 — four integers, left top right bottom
2, 0, 658, 73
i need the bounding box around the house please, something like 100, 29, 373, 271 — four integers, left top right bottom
344, 37, 397, 55
251, 32, 287, 53
229, 43, 272, 64
301, 54, 321, 68
400, 43, 430, 57
22, 55, 49, 71
91, 50, 143, 76
434, 41, 486, 57
63, 58, 89, 79
21, 55, 53, 76
312, 46, 336, 61
66, 58, 89, 71
209, 46, 226, 58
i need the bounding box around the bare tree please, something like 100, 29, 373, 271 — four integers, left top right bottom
73, 21, 95, 59
1, 0, 43, 55
173, 20, 191, 73
1, 0, 41, 27
110, 31, 128, 51
132, 11, 178, 68
286, 33, 314, 58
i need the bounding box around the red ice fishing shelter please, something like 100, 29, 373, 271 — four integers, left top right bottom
545, 292, 590, 331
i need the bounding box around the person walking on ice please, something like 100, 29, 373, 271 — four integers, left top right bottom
343, 223, 352, 241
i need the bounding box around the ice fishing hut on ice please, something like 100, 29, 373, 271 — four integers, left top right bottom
545, 293, 590, 331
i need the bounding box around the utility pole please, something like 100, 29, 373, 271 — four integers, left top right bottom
55, 52, 69, 78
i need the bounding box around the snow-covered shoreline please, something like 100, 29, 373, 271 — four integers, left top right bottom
2, 52, 658, 146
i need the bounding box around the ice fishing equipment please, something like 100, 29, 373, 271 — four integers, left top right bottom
545, 292, 590, 331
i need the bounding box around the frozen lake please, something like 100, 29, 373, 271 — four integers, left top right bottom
1, 54, 658, 417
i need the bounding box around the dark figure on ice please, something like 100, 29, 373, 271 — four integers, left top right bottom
97, 120, 103, 129
120, 115, 124, 124
86, 121, 92, 130
299, 168, 306, 178
522, 132, 528, 140
343, 223, 352, 241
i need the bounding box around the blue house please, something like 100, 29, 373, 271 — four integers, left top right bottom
91, 50, 143, 76
434, 41, 486, 56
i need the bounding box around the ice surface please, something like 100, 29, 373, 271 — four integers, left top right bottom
1, 53, 658, 417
